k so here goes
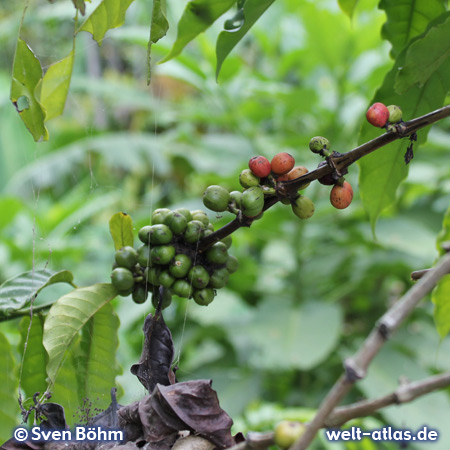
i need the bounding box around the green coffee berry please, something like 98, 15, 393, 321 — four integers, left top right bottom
132, 285, 148, 304
149, 224, 173, 245
151, 287, 172, 310
159, 270, 175, 288
146, 267, 161, 286
203, 185, 231, 212
169, 254, 192, 278
225, 255, 239, 274
115, 246, 138, 270
241, 186, 264, 218
280, 197, 291, 205
209, 268, 229, 289
175, 208, 192, 222
291, 195, 315, 220
229, 190, 243, 208
387, 104, 402, 123
203, 229, 214, 237
206, 242, 229, 265
191, 210, 210, 227
164, 211, 188, 235
239, 169, 260, 188
137, 244, 152, 268
193, 288, 215, 306
152, 208, 172, 225
111, 267, 135, 291
172, 280, 193, 298
184, 220, 204, 244
150, 245, 176, 265
221, 235, 232, 249
309, 136, 330, 154
138, 225, 153, 244
188, 265, 210, 289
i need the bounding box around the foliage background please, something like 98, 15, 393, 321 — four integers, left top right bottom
1, 0, 450, 448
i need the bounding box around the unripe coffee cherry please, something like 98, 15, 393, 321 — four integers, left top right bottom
366, 102, 389, 128
242, 186, 264, 218
291, 195, 315, 220
151, 208, 172, 225
229, 190, 243, 208
193, 288, 215, 306
188, 265, 210, 289
137, 244, 152, 267
274, 421, 306, 449
115, 246, 138, 270
309, 136, 330, 154
150, 245, 176, 265
225, 255, 239, 274
159, 270, 175, 288
271, 152, 295, 175
330, 181, 353, 209
184, 220, 204, 243
209, 268, 230, 289
138, 225, 152, 244
203, 185, 231, 212
169, 254, 192, 278
387, 104, 402, 123
132, 285, 148, 304
111, 267, 135, 291
164, 211, 188, 235
239, 169, 260, 188
172, 280, 192, 298
151, 287, 172, 310
191, 210, 210, 227
206, 242, 229, 265
149, 224, 173, 245
174, 208, 192, 222
249, 156, 271, 178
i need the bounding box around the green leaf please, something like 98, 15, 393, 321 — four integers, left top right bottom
74, 302, 121, 409
43, 283, 118, 385
338, 0, 359, 19
357, 48, 450, 232
39, 49, 75, 121
109, 211, 134, 250
379, 0, 446, 57
147, 0, 169, 83
161, 0, 236, 63
10, 38, 48, 142
395, 13, 450, 94
215, 0, 275, 79
0, 269, 75, 318
78, 0, 135, 44
18, 315, 48, 399
0, 333, 19, 441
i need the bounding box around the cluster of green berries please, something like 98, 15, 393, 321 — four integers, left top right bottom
202, 152, 315, 221
309, 136, 354, 210
366, 102, 403, 128
110, 208, 238, 308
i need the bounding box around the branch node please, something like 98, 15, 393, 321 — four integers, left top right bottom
376, 317, 394, 340
344, 358, 365, 382
441, 241, 450, 253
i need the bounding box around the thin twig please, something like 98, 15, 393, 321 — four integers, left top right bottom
291, 252, 450, 450
0, 302, 53, 323
324, 372, 450, 427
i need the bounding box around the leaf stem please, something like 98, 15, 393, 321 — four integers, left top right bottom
0, 302, 53, 323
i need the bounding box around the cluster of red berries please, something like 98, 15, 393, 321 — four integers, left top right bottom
366, 102, 403, 128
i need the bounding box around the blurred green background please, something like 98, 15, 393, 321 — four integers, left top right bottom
1, 0, 450, 448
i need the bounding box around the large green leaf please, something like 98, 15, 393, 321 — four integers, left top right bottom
357, 49, 450, 231
338, 0, 359, 19
39, 49, 75, 121
109, 212, 134, 250
161, 0, 236, 63
0, 269, 75, 318
432, 205, 450, 338
0, 332, 19, 442
395, 13, 450, 94
43, 283, 118, 385
215, 0, 275, 79
74, 302, 120, 409
147, 0, 169, 83
18, 315, 48, 399
78, 0, 135, 44
10, 38, 48, 142
379, 0, 446, 57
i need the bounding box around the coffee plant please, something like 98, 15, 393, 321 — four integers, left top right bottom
1, 1, 450, 449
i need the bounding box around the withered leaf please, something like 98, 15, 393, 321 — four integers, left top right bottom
130, 312, 174, 392
118, 401, 144, 443
38, 403, 67, 430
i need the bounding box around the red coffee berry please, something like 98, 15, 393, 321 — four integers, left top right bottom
271, 152, 295, 175
330, 181, 353, 209
366, 102, 389, 128
249, 156, 271, 178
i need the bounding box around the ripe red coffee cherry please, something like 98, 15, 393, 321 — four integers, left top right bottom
271, 152, 295, 175
249, 156, 271, 178
366, 102, 389, 128
330, 181, 353, 209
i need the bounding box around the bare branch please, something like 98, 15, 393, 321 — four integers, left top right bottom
291, 252, 450, 450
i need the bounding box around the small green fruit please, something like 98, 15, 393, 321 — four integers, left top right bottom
274, 421, 306, 449
159, 270, 175, 288
184, 220, 204, 244
241, 186, 264, 218
149, 224, 173, 245
111, 267, 135, 291
151, 287, 172, 310
172, 280, 193, 298
137, 244, 152, 268
239, 169, 260, 188
191, 210, 210, 227
152, 208, 172, 225
150, 245, 176, 265
220, 235, 232, 249
146, 267, 161, 286
132, 285, 148, 304
291, 195, 315, 220
206, 242, 228, 264
115, 246, 138, 270
387, 104, 402, 123
229, 190, 243, 208
175, 208, 192, 222
225, 255, 239, 274
188, 266, 210, 289
209, 268, 229, 289
309, 136, 330, 154
138, 225, 153, 244
164, 211, 188, 235
169, 254, 192, 278
203, 185, 231, 212
193, 288, 215, 306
